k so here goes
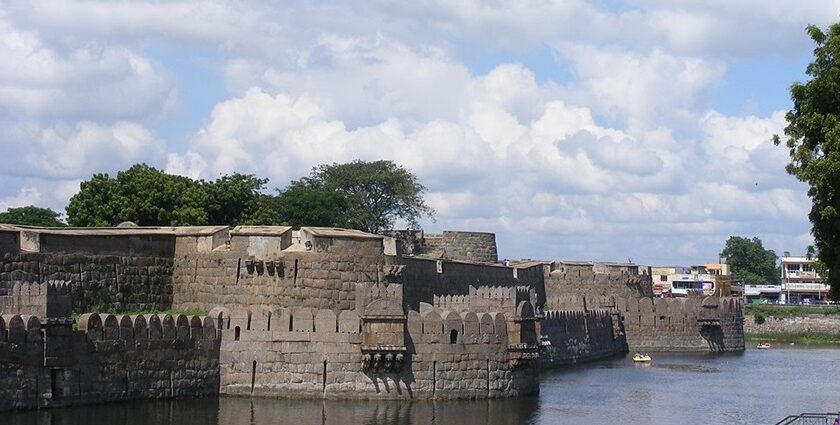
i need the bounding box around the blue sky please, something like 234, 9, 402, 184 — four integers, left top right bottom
1, 0, 838, 266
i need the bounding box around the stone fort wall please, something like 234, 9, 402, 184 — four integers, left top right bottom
0, 281, 73, 317
172, 229, 387, 313
541, 309, 625, 366
545, 261, 653, 302
0, 252, 175, 312
215, 304, 539, 399
0, 228, 20, 254
398, 258, 547, 312
423, 231, 498, 264
617, 296, 745, 352
0, 312, 220, 411
0, 227, 547, 317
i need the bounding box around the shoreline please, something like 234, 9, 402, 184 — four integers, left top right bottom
745, 332, 840, 346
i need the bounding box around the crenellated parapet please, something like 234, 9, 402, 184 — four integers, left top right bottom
75, 313, 219, 345
616, 296, 744, 352
0, 311, 221, 411
408, 305, 508, 345
0, 280, 73, 317
432, 285, 539, 317
210, 306, 362, 340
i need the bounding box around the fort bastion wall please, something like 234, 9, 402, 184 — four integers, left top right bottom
544, 261, 653, 302
422, 231, 499, 264
398, 258, 547, 312
172, 227, 390, 312
215, 305, 539, 399
0, 223, 745, 411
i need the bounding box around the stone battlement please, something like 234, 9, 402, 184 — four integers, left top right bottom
0, 312, 220, 411
432, 285, 539, 317
75, 313, 219, 343
0, 280, 73, 318
617, 296, 744, 352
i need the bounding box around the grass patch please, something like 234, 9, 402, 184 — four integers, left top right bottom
744, 304, 840, 318
746, 332, 840, 345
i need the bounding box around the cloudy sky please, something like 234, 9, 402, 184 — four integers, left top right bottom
1, 1, 837, 265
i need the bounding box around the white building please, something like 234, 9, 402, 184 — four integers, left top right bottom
780, 253, 829, 304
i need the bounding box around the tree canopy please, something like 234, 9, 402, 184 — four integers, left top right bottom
64, 160, 434, 232
721, 236, 779, 286
270, 182, 351, 229
298, 160, 435, 233
0, 206, 66, 227
773, 23, 840, 299
66, 164, 266, 227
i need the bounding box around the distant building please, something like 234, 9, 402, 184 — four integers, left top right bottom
650, 266, 684, 296
743, 283, 782, 303
780, 253, 828, 304
650, 263, 728, 297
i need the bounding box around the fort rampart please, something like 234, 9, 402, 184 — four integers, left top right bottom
617, 296, 745, 352
545, 261, 653, 301
422, 231, 499, 264
0, 312, 220, 411
214, 304, 537, 399
0, 223, 744, 411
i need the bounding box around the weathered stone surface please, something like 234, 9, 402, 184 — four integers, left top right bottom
745, 315, 840, 334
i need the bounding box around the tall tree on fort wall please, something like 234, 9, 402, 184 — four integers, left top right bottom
774, 22, 840, 299
0, 206, 66, 227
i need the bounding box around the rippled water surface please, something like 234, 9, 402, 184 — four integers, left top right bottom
9, 347, 840, 425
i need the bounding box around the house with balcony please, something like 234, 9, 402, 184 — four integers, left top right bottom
780, 252, 828, 304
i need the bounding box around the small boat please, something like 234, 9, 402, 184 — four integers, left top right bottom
756, 342, 771, 350
632, 353, 652, 362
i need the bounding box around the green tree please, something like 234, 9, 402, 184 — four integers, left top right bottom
0, 205, 66, 227
721, 236, 780, 286
205, 173, 269, 225
773, 23, 840, 299
67, 164, 207, 226
267, 182, 351, 228
301, 160, 434, 232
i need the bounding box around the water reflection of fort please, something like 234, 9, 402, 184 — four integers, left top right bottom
217, 396, 540, 425
11, 396, 540, 425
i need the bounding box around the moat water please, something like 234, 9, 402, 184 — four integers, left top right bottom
9, 347, 840, 425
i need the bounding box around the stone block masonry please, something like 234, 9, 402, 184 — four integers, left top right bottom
545, 261, 653, 301
172, 228, 388, 313
0, 223, 711, 410
214, 304, 539, 400
744, 315, 840, 335
540, 296, 627, 366
422, 231, 499, 264
0, 253, 174, 312
399, 257, 546, 312
0, 281, 73, 317
618, 296, 745, 352
0, 312, 220, 410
